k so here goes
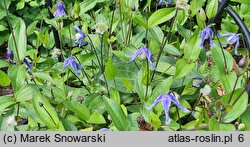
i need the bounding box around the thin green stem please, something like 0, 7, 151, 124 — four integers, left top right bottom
40, 102, 57, 126
74, 56, 92, 85
100, 34, 104, 69
69, 69, 91, 93
118, 1, 126, 42
109, 1, 116, 37
213, 27, 228, 74
228, 76, 239, 104
145, 60, 149, 102
151, 10, 178, 81
3, 0, 21, 64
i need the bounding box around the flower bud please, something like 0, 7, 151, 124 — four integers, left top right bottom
197, 8, 206, 22
238, 123, 246, 131
73, 0, 80, 15
238, 56, 246, 67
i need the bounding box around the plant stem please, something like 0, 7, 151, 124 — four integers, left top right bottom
109, 1, 116, 37
118, 1, 126, 42
3, 0, 21, 64
228, 76, 239, 104
213, 27, 228, 74
151, 9, 178, 81
145, 60, 149, 102
74, 56, 91, 85
69, 70, 91, 93
100, 34, 104, 69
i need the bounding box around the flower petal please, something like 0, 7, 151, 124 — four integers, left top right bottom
145, 94, 166, 110
168, 94, 190, 113
162, 98, 171, 125
128, 48, 143, 63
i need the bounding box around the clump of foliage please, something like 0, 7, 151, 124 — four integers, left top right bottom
0, 0, 249, 131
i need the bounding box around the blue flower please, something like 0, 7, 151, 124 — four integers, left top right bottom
6, 49, 13, 60
146, 93, 190, 125
73, 26, 88, 47
128, 47, 157, 70
23, 58, 32, 70
98, 128, 111, 131
200, 26, 215, 48
158, 0, 172, 6
53, 1, 67, 18
63, 57, 82, 75
192, 76, 202, 88
219, 33, 240, 55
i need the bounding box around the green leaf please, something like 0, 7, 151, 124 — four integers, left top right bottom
150, 111, 161, 129
218, 72, 237, 93
206, 0, 218, 19
221, 89, 248, 123
59, 116, 77, 131
240, 108, 250, 131
0, 25, 8, 31
132, 15, 147, 28
79, 0, 97, 15
103, 97, 130, 131
27, 20, 38, 36
0, 96, 15, 115
209, 116, 235, 131
0, 0, 11, 20
63, 100, 90, 121
15, 85, 34, 102
104, 58, 117, 81
8, 18, 27, 63
33, 72, 53, 83
149, 76, 173, 102
0, 70, 10, 86
32, 90, 64, 130
174, 59, 195, 80
86, 112, 106, 124
184, 28, 201, 62
148, 8, 176, 28
16, 1, 25, 10
231, 0, 250, 4
110, 88, 121, 105
8, 64, 26, 92
211, 48, 234, 74
163, 44, 181, 56
0, 59, 9, 68
177, 24, 191, 39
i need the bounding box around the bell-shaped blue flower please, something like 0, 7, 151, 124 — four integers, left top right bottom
146, 93, 190, 125
6, 49, 13, 60
200, 26, 215, 48
23, 58, 32, 70
219, 33, 240, 55
158, 0, 172, 6
73, 26, 88, 47
63, 57, 82, 75
53, 1, 67, 18
128, 47, 157, 70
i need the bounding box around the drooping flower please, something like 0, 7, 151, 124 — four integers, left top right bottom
200, 25, 215, 48
53, 1, 67, 18
192, 76, 202, 88
146, 93, 190, 125
200, 85, 211, 97
23, 58, 32, 70
51, 48, 61, 61
73, 26, 88, 47
158, 0, 172, 6
219, 33, 240, 55
6, 48, 13, 60
128, 47, 157, 70
63, 57, 82, 75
